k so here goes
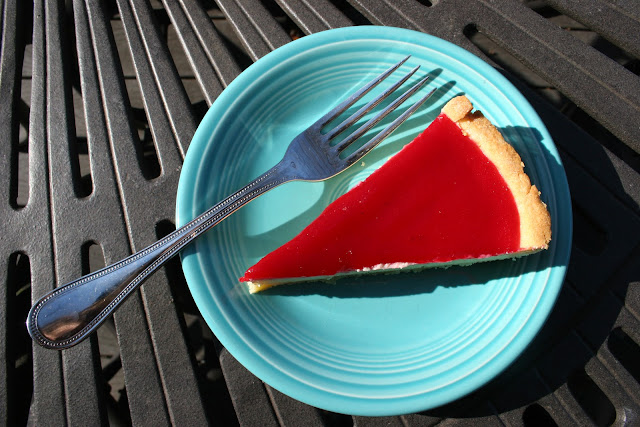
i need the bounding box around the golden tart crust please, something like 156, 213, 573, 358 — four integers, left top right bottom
442, 96, 551, 251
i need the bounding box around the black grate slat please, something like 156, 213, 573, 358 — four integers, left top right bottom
560, 157, 640, 295
605, 311, 640, 403
108, 0, 210, 424
162, 0, 241, 104
117, 0, 197, 156
400, 413, 443, 425
266, 386, 334, 426
532, 394, 576, 426
353, 416, 405, 426
275, 0, 353, 33
72, 0, 175, 424
0, 0, 21, 208
41, 0, 107, 424
545, 0, 640, 58
220, 349, 280, 426
355, 0, 640, 153
216, 0, 291, 61
541, 333, 610, 425
178, 0, 243, 87
495, 375, 569, 426
60, 0, 146, 423
25, 0, 67, 424
347, 0, 421, 30
614, 307, 640, 349
0, 0, 21, 420
352, 0, 470, 40
472, 0, 640, 154
162, 0, 226, 105
587, 343, 640, 417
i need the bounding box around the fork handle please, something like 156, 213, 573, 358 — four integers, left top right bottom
27, 161, 293, 349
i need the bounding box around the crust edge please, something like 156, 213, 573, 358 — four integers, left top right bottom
442, 96, 552, 250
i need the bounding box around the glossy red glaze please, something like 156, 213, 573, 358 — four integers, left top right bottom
241, 114, 520, 281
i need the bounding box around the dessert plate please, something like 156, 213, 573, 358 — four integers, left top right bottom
176, 26, 572, 416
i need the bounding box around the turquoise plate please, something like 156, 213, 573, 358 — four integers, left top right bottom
176, 26, 572, 416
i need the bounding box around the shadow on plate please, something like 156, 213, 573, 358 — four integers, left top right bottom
256, 252, 551, 299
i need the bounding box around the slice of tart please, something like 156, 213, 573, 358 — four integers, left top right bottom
240, 96, 551, 293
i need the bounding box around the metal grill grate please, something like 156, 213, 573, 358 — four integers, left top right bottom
1, 0, 639, 425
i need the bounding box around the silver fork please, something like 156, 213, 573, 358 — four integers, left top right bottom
27, 56, 435, 350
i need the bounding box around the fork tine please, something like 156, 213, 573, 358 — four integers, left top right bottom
335, 74, 431, 153
344, 87, 436, 166
315, 55, 411, 128
325, 65, 420, 140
